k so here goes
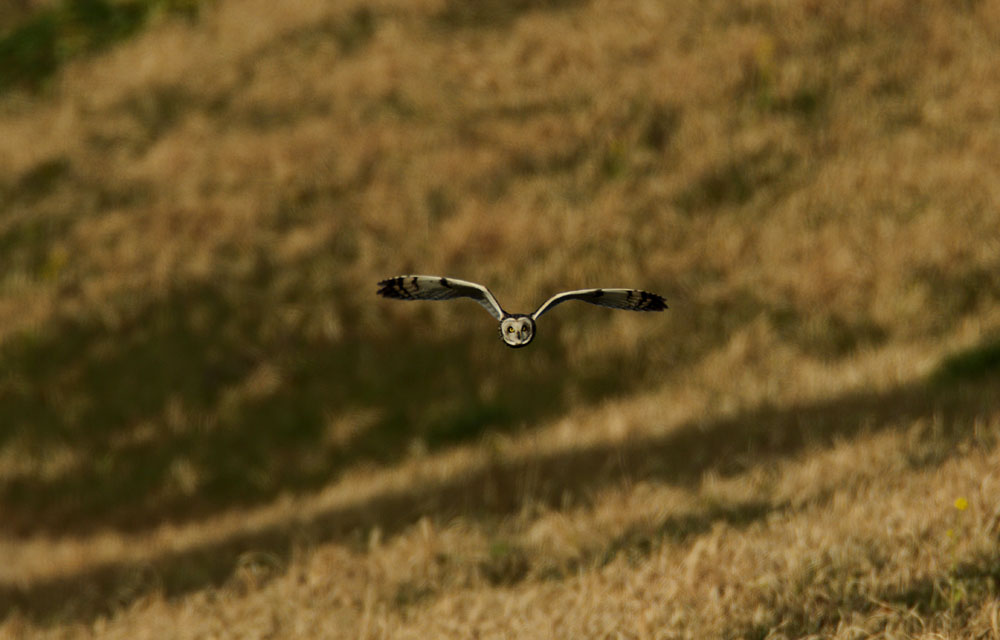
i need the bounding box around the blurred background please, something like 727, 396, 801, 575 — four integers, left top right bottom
1, 0, 999, 635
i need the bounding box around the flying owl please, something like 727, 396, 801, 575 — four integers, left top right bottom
377, 275, 667, 348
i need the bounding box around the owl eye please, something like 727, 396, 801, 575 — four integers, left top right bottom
507, 326, 515, 333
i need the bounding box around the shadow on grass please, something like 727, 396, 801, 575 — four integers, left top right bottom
1, 340, 997, 625
474, 497, 782, 588
433, 0, 590, 30
0, 272, 664, 536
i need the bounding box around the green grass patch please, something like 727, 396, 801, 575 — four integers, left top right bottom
931, 338, 1000, 385
0, 0, 202, 94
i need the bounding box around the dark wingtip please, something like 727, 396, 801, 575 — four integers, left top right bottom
376, 276, 406, 298
644, 291, 668, 311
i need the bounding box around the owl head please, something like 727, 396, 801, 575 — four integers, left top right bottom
499, 315, 535, 348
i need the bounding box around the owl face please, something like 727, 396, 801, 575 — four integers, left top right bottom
499, 315, 535, 348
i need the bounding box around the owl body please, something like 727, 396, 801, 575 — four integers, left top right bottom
377, 275, 666, 348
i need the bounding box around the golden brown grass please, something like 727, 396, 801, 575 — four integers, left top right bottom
1, 0, 999, 637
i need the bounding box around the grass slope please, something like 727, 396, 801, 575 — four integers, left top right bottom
1, 0, 999, 637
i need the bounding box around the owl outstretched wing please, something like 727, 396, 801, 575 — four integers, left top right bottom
377, 275, 506, 320
531, 288, 667, 320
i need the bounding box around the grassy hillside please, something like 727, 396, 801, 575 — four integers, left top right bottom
1, 0, 999, 637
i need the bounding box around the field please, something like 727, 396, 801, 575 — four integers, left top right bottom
1, 0, 1000, 637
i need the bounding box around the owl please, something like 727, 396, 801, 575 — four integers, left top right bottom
377, 275, 667, 348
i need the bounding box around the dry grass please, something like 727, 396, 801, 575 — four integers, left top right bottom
1, 0, 999, 637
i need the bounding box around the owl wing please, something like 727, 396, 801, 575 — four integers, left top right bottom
377, 275, 506, 320
531, 288, 667, 320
